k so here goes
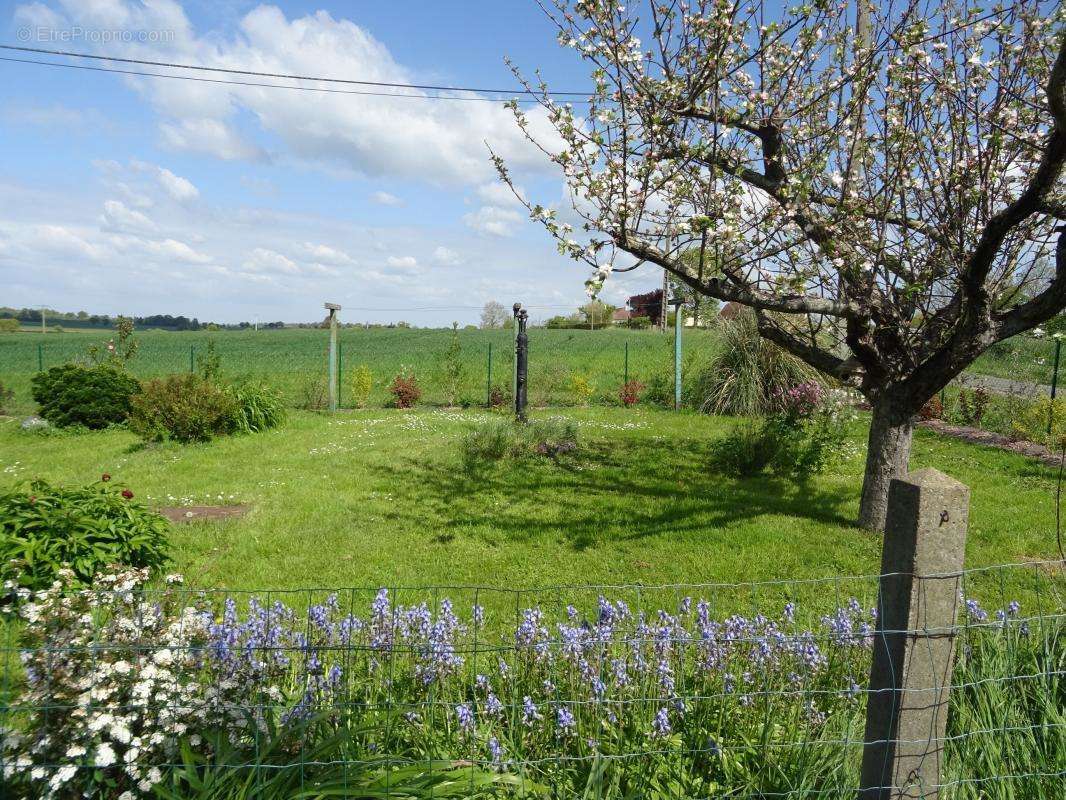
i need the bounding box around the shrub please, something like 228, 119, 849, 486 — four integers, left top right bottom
487, 384, 509, 409
30, 363, 141, 429
227, 381, 286, 434
919, 395, 944, 421
130, 374, 237, 443
0, 317, 19, 333
619, 379, 645, 407
710, 383, 856, 479
461, 417, 578, 470
626, 315, 652, 329
299, 375, 329, 411
389, 368, 422, 408
569, 373, 595, 405
440, 322, 466, 406
1009, 396, 1066, 445
0, 477, 170, 591
86, 316, 138, 367
351, 364, 373, 407
710, 420, 778, 477
958, 387, 991, 426
696, 310, 820, 416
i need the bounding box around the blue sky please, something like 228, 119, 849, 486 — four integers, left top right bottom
0, 1, 657, 325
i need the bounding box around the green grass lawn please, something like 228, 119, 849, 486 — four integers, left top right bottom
0, 406, 1059, 618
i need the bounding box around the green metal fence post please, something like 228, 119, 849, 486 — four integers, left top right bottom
190, 346, 195, 373
624, 341, 629, 386
674, 308, 683, 410
38, 343, 43, 372
1049, 336, 1061, 435
338, 339, 343, 409
486, 343, 493, 407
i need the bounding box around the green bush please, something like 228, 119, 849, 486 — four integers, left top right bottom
710, 420, 778, 477
130, 374, 237, 443
695, 310, 819, 416
351, 364, 373, 408
227, 381, 286, 434
30, 363, 141, 429
0, 477, 170, 591
711, 383, 856, 479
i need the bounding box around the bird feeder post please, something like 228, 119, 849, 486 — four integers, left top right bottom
669, 297, 685, 410
325, 303, 342, 413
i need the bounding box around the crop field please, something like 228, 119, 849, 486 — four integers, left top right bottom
0, 326, 722, 415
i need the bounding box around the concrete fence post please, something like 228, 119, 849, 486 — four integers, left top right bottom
324, 302, 341, 413
858, 468, 970, 800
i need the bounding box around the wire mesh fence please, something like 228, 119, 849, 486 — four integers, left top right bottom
2, 560, 1062, 799
0, 327, 718, 416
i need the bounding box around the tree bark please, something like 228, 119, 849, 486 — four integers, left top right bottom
858, 399, 915, 532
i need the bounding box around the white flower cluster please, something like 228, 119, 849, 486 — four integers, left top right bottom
1, 568, 213, 799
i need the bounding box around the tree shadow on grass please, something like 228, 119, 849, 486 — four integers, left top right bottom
376, 435, 859, 551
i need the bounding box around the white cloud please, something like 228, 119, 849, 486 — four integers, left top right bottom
432, 246, 462, 266
243, 247, 300, 274
372, 191, 403, 206
156, 167, 199, 202
475, 182, 523, 207
463, 205, 523, 237
159, 118, 264, 161
303, 242, 352, 265
100, 200, 156, 233
29, 1, 561, 185
386, 255, 419, 271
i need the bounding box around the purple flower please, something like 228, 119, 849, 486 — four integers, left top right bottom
455, 702, 475, 734
521, 696, 541, 727
651, 707, 671, 738
555, 705, 576, 736
488, 736, 504, 765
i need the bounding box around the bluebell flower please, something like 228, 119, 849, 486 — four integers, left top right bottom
555, 705, 576, 736
521, 696, 541, 727
455, 702, 475, 734
651, 707, 671, 738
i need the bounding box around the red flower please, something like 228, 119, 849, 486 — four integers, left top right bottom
121, 489, 134, 500
28, 495, 36, 504
101, 473, 111, 482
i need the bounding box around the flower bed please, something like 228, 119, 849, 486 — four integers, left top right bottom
1, 568, 1059, 799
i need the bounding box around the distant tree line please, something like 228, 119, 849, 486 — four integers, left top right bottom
0, 308, 207, 331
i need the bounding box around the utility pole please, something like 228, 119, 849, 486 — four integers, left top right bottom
324, 302, 341, 412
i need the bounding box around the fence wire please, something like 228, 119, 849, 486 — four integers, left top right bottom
1, 560, 1063, 799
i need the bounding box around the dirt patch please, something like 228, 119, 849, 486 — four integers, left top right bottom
919, 419, 1062, 467
157, 505, 252, 524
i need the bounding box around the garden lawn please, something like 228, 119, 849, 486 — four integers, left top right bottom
0, 407, 1060, 616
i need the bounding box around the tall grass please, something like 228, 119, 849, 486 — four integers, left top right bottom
694, 312, 820, 416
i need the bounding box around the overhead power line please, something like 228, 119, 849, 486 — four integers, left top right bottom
0, 44, 590, 99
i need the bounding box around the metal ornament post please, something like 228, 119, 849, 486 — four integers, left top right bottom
669, 297, 685, 410
325, 302, 342, 413
514, 306, 529, 422
1049, 335, 1062, 435
512, 303, 521, 402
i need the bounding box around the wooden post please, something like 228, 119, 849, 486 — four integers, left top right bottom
325, 303, 341, 413
858, 468, 970, 800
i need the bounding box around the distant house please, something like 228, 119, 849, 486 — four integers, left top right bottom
611, 309, 632, 325
720, 301, 746, 320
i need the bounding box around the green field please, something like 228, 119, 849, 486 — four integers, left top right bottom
0, 327, 721, 415
0, 406, 1059, 616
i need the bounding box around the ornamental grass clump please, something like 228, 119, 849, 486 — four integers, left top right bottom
3, 567, 1056, 800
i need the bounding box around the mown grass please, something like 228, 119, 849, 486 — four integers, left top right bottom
0, 406, 1059, 618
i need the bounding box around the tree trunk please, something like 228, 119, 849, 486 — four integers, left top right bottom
858, 399, 915, 532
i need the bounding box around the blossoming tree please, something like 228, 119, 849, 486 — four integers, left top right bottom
496, 0, 1066, 530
